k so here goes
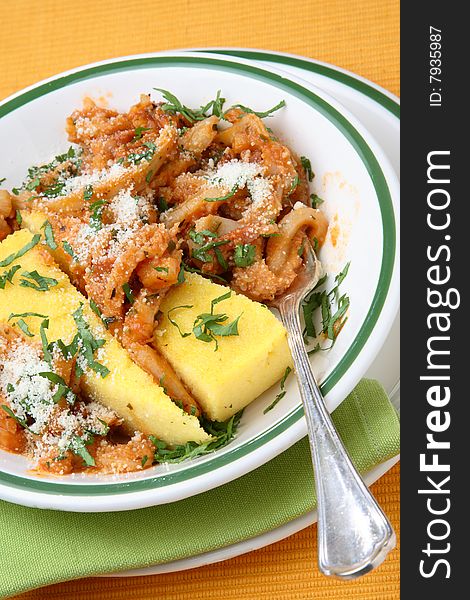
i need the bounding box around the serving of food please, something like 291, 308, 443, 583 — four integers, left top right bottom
0, 54, 398, 510
0, 88, 340, 476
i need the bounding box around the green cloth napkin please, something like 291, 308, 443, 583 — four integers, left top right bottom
0, 379, 399, 598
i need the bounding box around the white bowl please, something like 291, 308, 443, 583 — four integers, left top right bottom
0, 52, 399, 511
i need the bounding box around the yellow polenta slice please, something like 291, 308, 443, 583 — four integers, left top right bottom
155, 272, 293, 422
0, 230, 210, 445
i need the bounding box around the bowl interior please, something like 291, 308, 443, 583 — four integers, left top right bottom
0, 55, 397, 498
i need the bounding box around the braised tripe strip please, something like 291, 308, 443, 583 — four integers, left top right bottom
32, 124, 177, 215
0, 230, 210, 445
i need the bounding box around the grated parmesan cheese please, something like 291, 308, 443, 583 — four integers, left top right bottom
73, 187, 151, 264
0, 338, 116, 464
41, 163, 127, 200
201, 159, 273, 206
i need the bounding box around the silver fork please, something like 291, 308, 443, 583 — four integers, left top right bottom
270, 242, 396, 579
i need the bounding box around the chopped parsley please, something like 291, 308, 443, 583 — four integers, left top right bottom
287, 174, 300, 196
127, 141, 157, 165
89, 199, 107, 231
192, 239, 229, 263
8, 311, 48, 320
0, 265, 21, 289
264, 366, 292, 413
16, 319, 34, 337
19, 270, 58, 292
181, 262, 227, 284
302, 263, 351, 347
231, 99, 286, 119
122, 282, 135, 305
167, 292, 241, 351
150, 410, 243, 463
42, 220, 57, 250
89, 299, 114, 329
310, 193, 324, 208
155, 88, 209, 123
1, 405, 36, 433
72, 304, 110, 378
39, 319, 52, 365
233, 244, 256, 268
133, 126, 151, 140
62, 240, 76, 259
167, 305, 193, 338
157, 197, 169, 212
204, 185, 238, 202
83, 184, 93, 201
70, 434, 95, 467
0, 233, 41, 268
15, 210, 22, 225
300, 156, 315, 181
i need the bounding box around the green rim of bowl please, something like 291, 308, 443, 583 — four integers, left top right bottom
0, 55, 397, 495
210, 49, 400, 118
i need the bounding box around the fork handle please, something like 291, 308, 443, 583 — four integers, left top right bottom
278, 299, 396, 579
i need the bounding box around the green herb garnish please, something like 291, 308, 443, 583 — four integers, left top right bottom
150, 410, 243, 463
38, 372, 76, 404
15, 210, 22, 225
157, 197, 169, 212
8, 311, 48, 320
70, 434, 95, 467
133, 126, 151, 140
192, 239, 230, 263
234, 244, 256, 268
264, 366, 292, 413
1, 405, 36, 433
214, 247, 228, 271
204, 185, 238, 202
181, 262, 227, 284
200, 90, 226, 118
167, 305, 193, 338
127, 141, 157, 165
39, 319, 52, 365
0, 234, 41, 268
310, 193, 324, 208
72, 304, 110, 378
19, 270, 58, 292
62, 240, 76, 259
231, 99, 286, 119
42, 220, 57, 250
15, 319, 34, 337
300, 156, 314, 181
89, 200, 107, 231
301, 264, 350, 347
83, 184, 93, 201
122, 283, 135, 304
287, 174, 300, 196
155, 88, 207, 123
0, 265, 21, 289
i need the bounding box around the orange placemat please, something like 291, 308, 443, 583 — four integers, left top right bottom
1, 1, 400, 598
12, 463, 400, 600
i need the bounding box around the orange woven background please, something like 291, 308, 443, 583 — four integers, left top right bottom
1, 0, 400, 597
